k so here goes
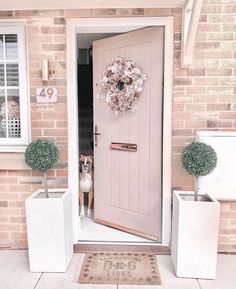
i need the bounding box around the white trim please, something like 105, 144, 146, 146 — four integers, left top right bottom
197, 131, 236, 138
0, 0, 188, 11
0, 24, 30, 152
66, 21, 79, 244
66, 17, 173, 246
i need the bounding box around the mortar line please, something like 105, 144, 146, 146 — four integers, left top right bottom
34, 272, 43, 289
197, 278, 203, 289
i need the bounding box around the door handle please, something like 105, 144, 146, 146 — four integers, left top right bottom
94, 125, 101, 147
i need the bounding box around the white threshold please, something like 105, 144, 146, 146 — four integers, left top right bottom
66, 17, 173, 247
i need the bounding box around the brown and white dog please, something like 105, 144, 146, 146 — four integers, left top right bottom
79, 155, 94, 218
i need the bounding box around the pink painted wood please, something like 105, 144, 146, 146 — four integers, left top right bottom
93, 27, 164, 241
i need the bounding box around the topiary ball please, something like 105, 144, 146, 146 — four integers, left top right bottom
25, 139, 59, 173
182, 142, 217, 177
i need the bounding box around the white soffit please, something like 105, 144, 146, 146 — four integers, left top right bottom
0, 0, 186, 10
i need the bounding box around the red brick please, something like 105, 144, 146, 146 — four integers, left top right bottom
186, 69, 205, 76
221, 211, 236, 219
41, 26, 65, 34
207, 69, 232, 76
173, 129, 193, 136
174, 78, 192, 86
42, 44, 66, 52
186, 104, 205, 111
0, 178, 18, 185
173, 112, 191, 120
185, 121, 207, 128
10, 232, 27, 240
220, 112, 236, 120
0, 193, 19, 200
0, 208, 20, 216
0, 232, 9, 240
1, 224, 21, 232
206, 103, 232, 111
0, 201, 8, 207
195, 42, 220, 50
201, 5, 223, 13
224, 5, 236, 13
10, 217, 26, 224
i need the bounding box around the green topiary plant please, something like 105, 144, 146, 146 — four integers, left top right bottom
182, 141, 217, 201
25, 139, 59, 198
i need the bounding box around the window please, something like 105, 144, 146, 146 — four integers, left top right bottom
0, 25, 29, 152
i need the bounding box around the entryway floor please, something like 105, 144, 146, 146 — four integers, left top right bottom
78, 215, 153, 242
0, 250, 236, 289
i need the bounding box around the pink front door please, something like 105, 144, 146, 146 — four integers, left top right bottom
93, 27, 164, 241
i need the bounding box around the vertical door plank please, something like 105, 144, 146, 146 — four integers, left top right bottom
118, 46, 130, 210
100, 49, 113, 206
129, 44, 140, 213
138, 42, 151, 215
109, 49, 121, 208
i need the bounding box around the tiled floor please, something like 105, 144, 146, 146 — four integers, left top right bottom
0, 250, 236, 289
78, 214, 153, 243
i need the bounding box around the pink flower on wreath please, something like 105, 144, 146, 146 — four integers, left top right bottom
0, 101, 20, 119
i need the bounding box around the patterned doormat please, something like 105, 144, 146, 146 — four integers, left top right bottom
78, 252, 161, 285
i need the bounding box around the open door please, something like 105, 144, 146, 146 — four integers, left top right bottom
93, 27, 164, 241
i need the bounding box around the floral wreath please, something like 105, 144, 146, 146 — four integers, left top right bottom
99, 57, 146, 114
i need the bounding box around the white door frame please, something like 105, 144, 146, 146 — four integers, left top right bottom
66, 17, 173, 246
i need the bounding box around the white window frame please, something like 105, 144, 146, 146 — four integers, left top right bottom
0, 24, 30, 152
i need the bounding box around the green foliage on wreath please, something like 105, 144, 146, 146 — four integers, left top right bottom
182, 142, 217, 177
25, 139, 59, 173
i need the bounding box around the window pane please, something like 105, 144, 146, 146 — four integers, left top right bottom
0, 36, 3, 60
7, 88, 19, 102
0, 89, 6, 138
0, 29, 27, 144
0, 89, 21, 138
6, 64, 19, 86
0, 64, 4, 86
5, 34, 18, 60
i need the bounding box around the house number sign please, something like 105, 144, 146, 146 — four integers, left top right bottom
36, 87, 57, 103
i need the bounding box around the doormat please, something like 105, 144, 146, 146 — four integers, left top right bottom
78, 252, 161, 285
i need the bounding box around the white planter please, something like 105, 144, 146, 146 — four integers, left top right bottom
171, 191, 220, 279
25, 188, 73, 272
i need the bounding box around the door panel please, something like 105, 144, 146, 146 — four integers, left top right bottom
93, 27, 164, 241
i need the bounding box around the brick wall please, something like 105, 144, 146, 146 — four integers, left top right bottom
170, 0, 236, 253
0, 10, 68, 248
0, 0, 235, 252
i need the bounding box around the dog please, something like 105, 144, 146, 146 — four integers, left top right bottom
79, 155, 94, 218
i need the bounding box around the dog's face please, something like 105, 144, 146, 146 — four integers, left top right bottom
79, 155, 93, 173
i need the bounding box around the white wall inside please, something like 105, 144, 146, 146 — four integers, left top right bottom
77, 33, 118, 49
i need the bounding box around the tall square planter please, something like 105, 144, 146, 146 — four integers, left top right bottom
171, 190, 220, 279
25, 188, 73, 272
